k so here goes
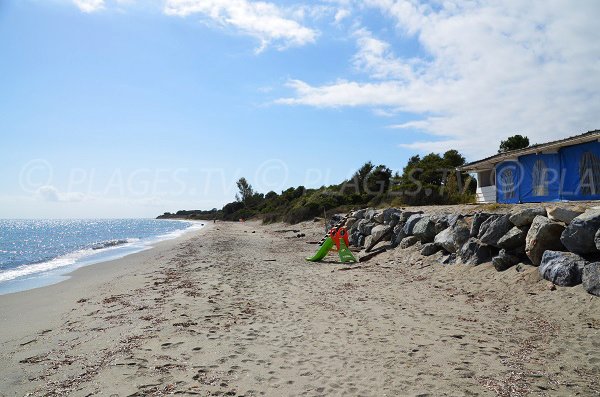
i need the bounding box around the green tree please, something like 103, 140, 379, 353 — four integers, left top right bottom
499, 134, 529, 153
235, 177, 255, 205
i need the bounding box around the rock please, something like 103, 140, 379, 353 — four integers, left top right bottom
349, 230, 361, 247
509, 208, 547, 227
434, 217, 470, 253
442, 253, 457, 265
365, 208, 376, 221
327, 214, 345, 229
596, 229, 600, 251
344, 217, 358, 229
357, 235, 365, 247
459, 238, 493, 265
582, 262, 600, 296
357, 220, 376, 236
402, 214, 423, 236
546, 206, 584, 224
412, 216, 437, 243
373, 212, 384, 224
471, 212, 493, 237
364, 235, 373, 250
492, 249, 520, 271
476, 214, 500, 239
479, 215, 513, 248
421, 242, 441, 256
383, 208, 401, 224
399, 235, 419, 249
399, 211, 422, 222
497, 226, 528, 250
433, 215, 450, 234
390, 223, 406, 248
370, 225, 391, 244
352, 209, 366, 220
539, 250, 587, 286
525, 216, 565, 266
561, 210, 600, 255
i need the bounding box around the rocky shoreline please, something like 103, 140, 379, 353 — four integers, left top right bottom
339, 204, 600, 297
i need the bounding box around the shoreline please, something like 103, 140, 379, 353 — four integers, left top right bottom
1, 219, 598, 396
0, 219, 208, 296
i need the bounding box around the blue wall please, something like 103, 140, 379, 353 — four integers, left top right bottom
495, 140, 600, 203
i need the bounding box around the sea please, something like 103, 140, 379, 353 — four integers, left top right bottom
0, 219, 204, 295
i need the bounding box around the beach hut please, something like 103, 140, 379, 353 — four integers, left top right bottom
459, 130, 600, 204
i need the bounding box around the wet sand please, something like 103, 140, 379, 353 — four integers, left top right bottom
0, 220, 599, 396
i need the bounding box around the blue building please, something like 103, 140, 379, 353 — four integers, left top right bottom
460, 130, 600, 204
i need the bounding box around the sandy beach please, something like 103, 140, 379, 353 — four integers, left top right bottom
1, 220, 599, 396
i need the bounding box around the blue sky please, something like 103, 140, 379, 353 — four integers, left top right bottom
1, 0, 599, 218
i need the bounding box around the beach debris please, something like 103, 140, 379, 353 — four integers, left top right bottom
358, 247, 386, 262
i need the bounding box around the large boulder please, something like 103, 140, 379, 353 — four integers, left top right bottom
364, 208, 376, 221
371, 224, 391, 241
412, 216, 437, 243
497, 226, 528, 250
344, 217, 358, 229
492, 249, 521, 271
434, 217, 471, 253
509, 208, 547, 227
399, 211, 422, 222
402, 214, 423, 236
352, 209, 366, 220
471, 212, 493, 237
596, 229, 600, 251
477, 214, 501, 240
383, 208, 401, 224
349, 230, 361, 247
373, 212, 384, 224
539, 250, 586, 286
479, 214, 513, 248
561, 210, 600, 255
525, 216, 565, 266
421, 242, 442, 256
546, 206, 585, 225
459, 238, 493, 265
582, 262, 600, 296
399, 235, 419, 249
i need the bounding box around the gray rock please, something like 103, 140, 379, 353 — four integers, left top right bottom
390, 223, 406, 248
509, 207, 547, 227
344, 217, 358, 229
561, 210, 600, 255
477, 214, 501, 240
412, 216, 437, 243
497, 226, 528, 250
399, 211, 422, 222
421, 242, 441, 256
358, 220, 376, 236
370, 225, 391, 244
459, 238, 493, 265
442, 253, 457, 265
433, 215, 450, 234
539, 250, 586, 286
365, 208, 376, 221
402, 214, 423, 236
546, 206, 584, 224
352, 209, 366, 220
582, 262, 600, 296
383, 208, 401, 224
492, 249, 520, 271
373, 212, 384, 224
479, 214, 513, 248
434, 216, 470, 253
357, 235, 365, 247
596, 229, 600, 251
349, 230, 361, 247
399, 235, 419, 249
471, 212, 493, 237
525, 216, 565, 266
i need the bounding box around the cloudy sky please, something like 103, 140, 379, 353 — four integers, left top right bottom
1, 0, 599, 217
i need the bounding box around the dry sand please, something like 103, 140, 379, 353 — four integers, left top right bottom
0, 220, 599, 396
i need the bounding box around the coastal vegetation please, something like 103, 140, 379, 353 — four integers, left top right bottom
159, 149, 477, 224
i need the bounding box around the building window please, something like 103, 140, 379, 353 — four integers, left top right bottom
499, 168, 516, 200
579, 151, 600, 196
532, 159, 549, 196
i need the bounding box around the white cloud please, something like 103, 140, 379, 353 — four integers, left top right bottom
37, 186, 85, 203
163, 0, 318, 52
73, 0, 105, 13
278, 1, 600, 158
334, 8, 350, 23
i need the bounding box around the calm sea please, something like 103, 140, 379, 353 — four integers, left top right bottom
0, 219, 204, 295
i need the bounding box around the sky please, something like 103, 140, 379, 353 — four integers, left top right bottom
0, 0, 599, 218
